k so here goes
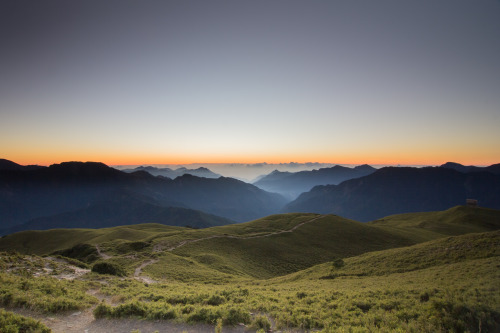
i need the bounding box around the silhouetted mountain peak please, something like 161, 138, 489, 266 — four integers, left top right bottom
441, 162, 463, 168
354, 164, 376, 172
440, 162, 500, 175
0, 159, 24, 171
0, 159, 44, 171
43, 162, 126, 182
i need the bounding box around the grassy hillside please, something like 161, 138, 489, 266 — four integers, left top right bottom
369, 205, 500, 242
2, 228, 498, 332
278, 229, 500, 281
0, 224, 185, 255
1, 206, 499, 280
169, 214, 414, 279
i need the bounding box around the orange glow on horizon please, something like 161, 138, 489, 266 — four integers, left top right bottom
4, 151, 498, 168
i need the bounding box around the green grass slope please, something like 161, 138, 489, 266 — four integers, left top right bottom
1, 207, 499, 281
169, 214, 415, 279
0, 224, 186, 255
278, 229, 500, 281
369, 205, 500, 242
1, 215, 499, 332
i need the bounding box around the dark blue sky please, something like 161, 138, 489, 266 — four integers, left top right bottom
1, 0, 499, 165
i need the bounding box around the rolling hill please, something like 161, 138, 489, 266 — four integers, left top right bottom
1, 206, 499, 332
284, 165, 500, 221
253, 164, 375, 199
2, 205, 498, 279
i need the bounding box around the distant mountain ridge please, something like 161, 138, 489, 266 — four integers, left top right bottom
121, 165, 221, 179
440, 161, 500, 174
0, 160, 287, 234
253, 164, 376, 199
3, 193, 232, 234
0, 158, 44, 171
284, 164, 500, 221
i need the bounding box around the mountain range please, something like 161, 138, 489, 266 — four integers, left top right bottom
0, 160, 286, 234
2, 159, 500, 235
253, 164, 376, 199
121, 166, 221, 179
440, 161, 500, 174
284, 165, 500, 221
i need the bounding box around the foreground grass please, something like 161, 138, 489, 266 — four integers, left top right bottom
0, 252, 98, 313
1, 207, 499, 332
0, 309, 50, 333
2, 231, 494, 332
91, 254, 500, 332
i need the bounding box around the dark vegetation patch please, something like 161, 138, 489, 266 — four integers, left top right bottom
0, 309, 50, 333
53, 243, 98, 263
91, 261, 126, 276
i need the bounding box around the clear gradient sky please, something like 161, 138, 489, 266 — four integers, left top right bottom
1, 0, 499, 166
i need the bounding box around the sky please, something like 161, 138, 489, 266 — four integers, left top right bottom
1, 0, 499, 166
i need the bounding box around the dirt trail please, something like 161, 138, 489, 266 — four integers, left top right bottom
157, 215, 323, 252
133, 259, 159, 284
3, 306, 252, 333
95, 244, 112, 260
2, 217, 322, 332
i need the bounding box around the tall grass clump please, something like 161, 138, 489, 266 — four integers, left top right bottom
0, 309, 51, 333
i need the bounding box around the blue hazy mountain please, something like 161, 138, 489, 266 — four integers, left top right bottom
284, 165, 500, 221
253, 165, 376, 200
0, 160, 287, 233
440, 162, 500, 175
121, 166, 221, 179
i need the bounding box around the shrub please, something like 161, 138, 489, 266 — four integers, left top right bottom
113, 301, 147, 318
296, 292, 307, 299
93, 302, 112, 318
116, 241, 150, 254
224, 307, 251, 325
0, 309, 50, 333
250, 315, 271, 331
187, 307, 221, 324
332, 258, 345, 268
53, 243, 98, 263
148, 307, 177, 320
91, 261, 126, 276
215, 318, 223, 333
206, 295, 226, 306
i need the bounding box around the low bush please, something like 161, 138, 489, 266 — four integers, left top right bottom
91, 261, 126, 276
53, 243, 98, 263
250, 315, 271, 331
0, 309, 51, 333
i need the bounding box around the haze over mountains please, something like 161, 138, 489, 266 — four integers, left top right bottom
121, 166, 221, 179
1, 159, 500, 235
285, 165, 500, 221
253, 164, 376, 200
0, 160, 286, 234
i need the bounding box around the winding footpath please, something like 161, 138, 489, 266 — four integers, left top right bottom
133, 259, 158, 284
156, 215, 323, 252
95, 244, 111, 259
100, 215, 324, 288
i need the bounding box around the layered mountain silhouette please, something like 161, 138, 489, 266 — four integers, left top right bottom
440, 162, 500, 175
0, 160, 287, 234
253, 165, 376, 199
121, 166, 221, 179
3, 192, 232, 235
284, 164, 500, 221
0, 158, 44, 171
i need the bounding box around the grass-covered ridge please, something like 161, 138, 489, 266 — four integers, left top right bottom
1, 206, 498, 280
0, 206, 499, 332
